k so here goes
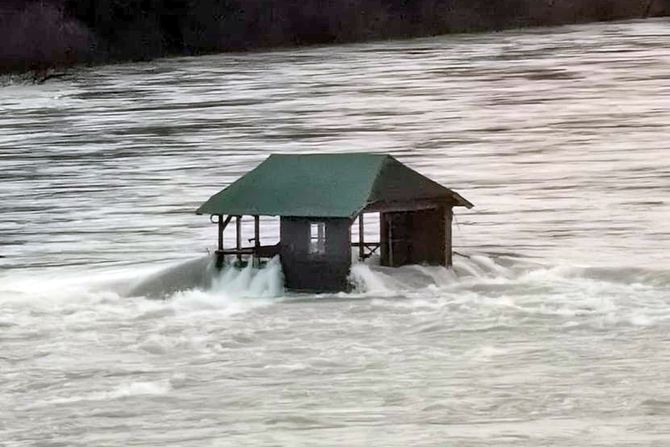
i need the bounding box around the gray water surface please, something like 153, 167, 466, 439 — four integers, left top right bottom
1, 19, 670, 446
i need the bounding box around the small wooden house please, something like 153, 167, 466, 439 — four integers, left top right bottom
196, 153, 473, 292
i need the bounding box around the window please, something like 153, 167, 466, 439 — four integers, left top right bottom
309, 222, 326, 255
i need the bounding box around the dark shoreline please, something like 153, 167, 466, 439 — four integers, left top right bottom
1, 0, 668, 78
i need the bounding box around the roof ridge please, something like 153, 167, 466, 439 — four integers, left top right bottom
355, 154, 392, 217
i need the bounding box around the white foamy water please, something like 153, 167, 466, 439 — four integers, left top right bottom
1, 19, 670, 446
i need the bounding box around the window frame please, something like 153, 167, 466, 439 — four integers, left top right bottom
309, 221, 327, 255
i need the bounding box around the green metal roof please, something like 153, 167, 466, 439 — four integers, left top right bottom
196, 153, 473, 218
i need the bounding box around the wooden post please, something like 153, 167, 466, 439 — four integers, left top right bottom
445, 207, 453, 267
387, 215, 394, 267
380, 213, 389, 266
217, 214, 224, 252
254, 216, 260, 248
215, 215, 234, 269
253, 215, 260, 267
236, 216, 242, 262
358, 213, 365, 261
218, 215, 225, 269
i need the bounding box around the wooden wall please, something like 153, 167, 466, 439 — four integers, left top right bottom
280, 217, 352, 292
380, 206, 453, 268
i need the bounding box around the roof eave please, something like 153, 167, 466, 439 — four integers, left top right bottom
450, 190, 474, 209
456, 197, 475, 209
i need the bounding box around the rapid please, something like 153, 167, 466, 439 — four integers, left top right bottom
1, 19, 670, 446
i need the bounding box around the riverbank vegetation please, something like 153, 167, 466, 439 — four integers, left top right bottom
1, 0, 667, 75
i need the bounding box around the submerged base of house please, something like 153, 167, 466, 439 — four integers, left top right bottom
211, 205, 456, 293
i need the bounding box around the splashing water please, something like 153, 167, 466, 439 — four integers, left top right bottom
2, 248, 670, 444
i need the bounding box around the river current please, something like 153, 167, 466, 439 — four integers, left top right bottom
1, 19, 670, 446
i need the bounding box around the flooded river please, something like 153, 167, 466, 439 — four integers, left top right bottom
1, 19, 670, 446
